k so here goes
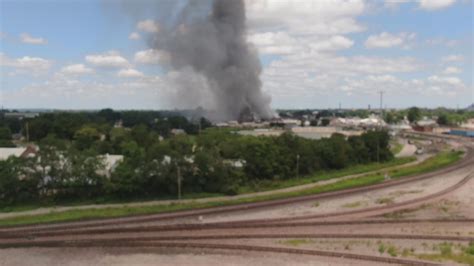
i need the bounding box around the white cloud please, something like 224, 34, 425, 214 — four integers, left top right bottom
136, 19, 160, 33
85, 51, 130, 68
19, 33, 48, 45
309, 35, 354, 51
4, 75, 163, 109
425, 38, 459, 47
443, 66, 461, 74
117, 68, 145, 78
419, 0, 456, 10
428, 75, 464, 87
0, 53, 52, 72
245, 0, 366, 35
129, 32, 140, 40
60, 64, 94, 75
442, 54, 464, 62
134, 49, 170, 64
365, 32, 415, 49
248, 32, 353, 55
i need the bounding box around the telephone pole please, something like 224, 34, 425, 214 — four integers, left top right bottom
176, 162, 182, 200
296, 154, 300, 178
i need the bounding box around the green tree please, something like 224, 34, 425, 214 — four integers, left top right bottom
74, 126, 100, 150
407, 107, 421, 123
437, 114, 449, 126
0, 126, 11, 139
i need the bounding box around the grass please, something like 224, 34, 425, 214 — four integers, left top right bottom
237, 156, 416, 193
390, 142, 404, 155
376, 197, 395, 205
387, 245, 398, 257
342, 201, 364, 208
414, 242, 474, 265
280, 239, 314, 247
378, 243, 386, 254
0, 151, 463, 227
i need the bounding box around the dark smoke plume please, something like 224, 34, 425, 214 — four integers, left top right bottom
151, 0, 274, 121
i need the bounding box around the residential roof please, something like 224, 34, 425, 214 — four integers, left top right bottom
0, 147, 27, 160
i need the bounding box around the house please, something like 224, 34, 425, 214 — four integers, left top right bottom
412, 118, 438, 132
223, 159, 246, 168
460, 118, 474, 129
171, 129, 186, 135
0, 145, 37, 160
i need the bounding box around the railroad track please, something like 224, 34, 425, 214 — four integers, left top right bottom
0, 239, 441, 266
2, 219, 473, 239
2, 146, 472, 235
2, 233, 473, 245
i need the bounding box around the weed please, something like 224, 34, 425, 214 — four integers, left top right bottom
387, 245, 398, 257
378, 243, 386, 254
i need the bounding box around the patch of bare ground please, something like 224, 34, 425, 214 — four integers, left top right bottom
381, 175, 474, 220
0, 247, 384, 266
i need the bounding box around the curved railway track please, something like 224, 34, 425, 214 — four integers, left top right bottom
2, 219, 473, 239
0, 239, 441, 266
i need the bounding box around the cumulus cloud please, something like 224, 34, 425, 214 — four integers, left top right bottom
60, 64, 94, 75
117, 68, 145, 78
85, 51, 130, 68
0, 53, 52, 72
136, 19, 160, 33
129, 32, 140, 40
248, 32, 353, 55
427, 75, 464, 87
365, 32, 415, 49
443, 66, 461, 74
19, 33, 48, 45
442, 54, 464, 62
4, 75, 163, 109
245, 0, 366, 35
419, 0, 456, 10
134, 49, 169, 64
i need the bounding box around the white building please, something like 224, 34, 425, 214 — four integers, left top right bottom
0, 146, 37, 161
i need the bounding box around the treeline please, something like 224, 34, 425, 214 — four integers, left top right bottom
0, 109, 212, 145
0, 128, 392, 206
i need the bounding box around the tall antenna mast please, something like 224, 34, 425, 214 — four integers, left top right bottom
379, 91, 385, 116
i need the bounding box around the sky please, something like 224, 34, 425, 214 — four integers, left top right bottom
0, 0, 473, 110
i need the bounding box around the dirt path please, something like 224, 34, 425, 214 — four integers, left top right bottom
396, 139, 417, 157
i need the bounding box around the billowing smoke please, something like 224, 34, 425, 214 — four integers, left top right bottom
150, 0, 274, 121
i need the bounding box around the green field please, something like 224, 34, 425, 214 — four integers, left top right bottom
0, 151, 463, 227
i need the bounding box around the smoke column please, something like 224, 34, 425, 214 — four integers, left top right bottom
151, 0, 274, 121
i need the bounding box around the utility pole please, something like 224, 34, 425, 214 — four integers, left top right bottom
198, 117, 202, 135
176, 162, 182, 200
377, 137, 380, 163
26, 121, 30, 143
296, 154, 300, 178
